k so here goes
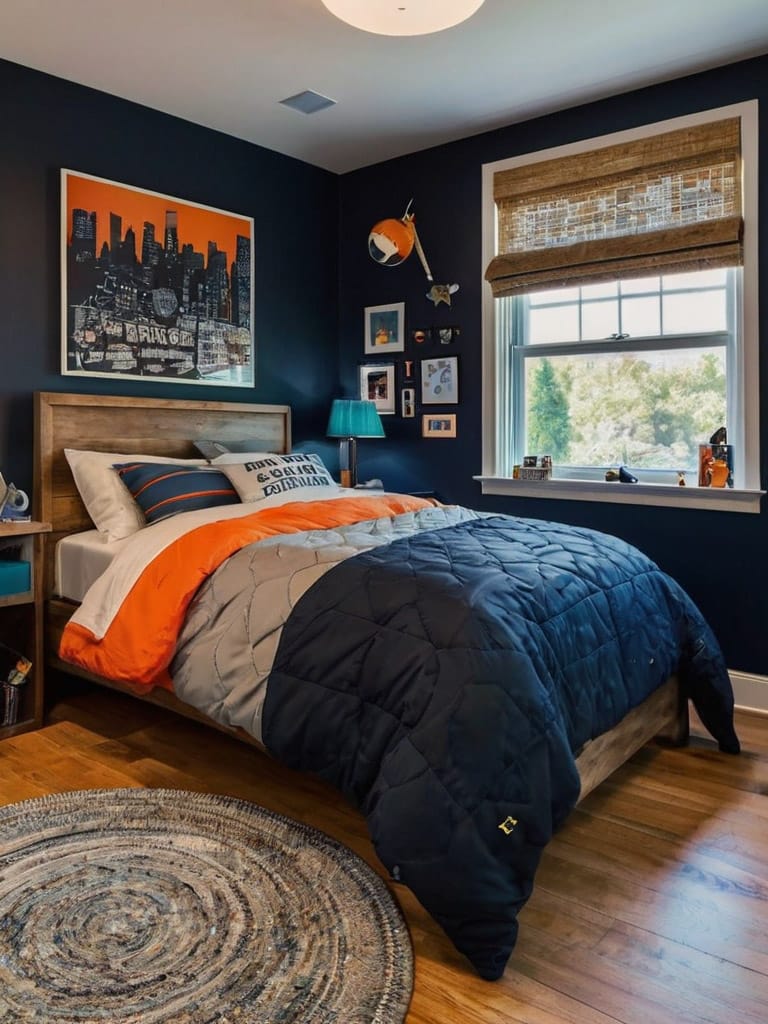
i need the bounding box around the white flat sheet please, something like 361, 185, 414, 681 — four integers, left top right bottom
55, 530, 131, 602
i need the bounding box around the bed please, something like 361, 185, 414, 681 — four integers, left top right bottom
34, 390, 739, 981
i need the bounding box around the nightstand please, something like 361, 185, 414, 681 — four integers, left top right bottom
0, 521, 52, 738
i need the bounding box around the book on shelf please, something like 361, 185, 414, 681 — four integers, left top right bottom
1, 641, 32, 727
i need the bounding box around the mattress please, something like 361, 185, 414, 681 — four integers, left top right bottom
55, 530, 131, 602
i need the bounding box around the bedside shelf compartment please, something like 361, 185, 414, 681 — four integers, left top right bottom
0, 522, 51, 739
0, 534, 34, 605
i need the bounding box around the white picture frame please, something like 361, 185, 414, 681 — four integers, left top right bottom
359, 363, 396, 415
420, 356, 458, 404
364, 302, 405, 355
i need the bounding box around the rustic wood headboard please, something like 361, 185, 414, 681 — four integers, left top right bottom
34, 391, 291, 601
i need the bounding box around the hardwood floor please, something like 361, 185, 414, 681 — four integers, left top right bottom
2, 679, 766, 1024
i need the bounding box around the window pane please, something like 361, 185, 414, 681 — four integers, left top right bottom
620, 276, 660, 295
528, 304, 579, 344
523, 347, 726, 472
663, 290, 727, 334
528, 286, 581, 306
581, 281, 618, 299
621, 295, 660, 337
581, 300, 618, 340
662, 268, 728, 290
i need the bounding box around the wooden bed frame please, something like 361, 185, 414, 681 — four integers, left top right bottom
34, 390, 689, 800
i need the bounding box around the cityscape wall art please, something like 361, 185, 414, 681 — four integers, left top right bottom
61, 169, 254, 386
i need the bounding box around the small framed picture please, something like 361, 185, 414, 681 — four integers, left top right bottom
421, 356, 458, 404
437, 326, 460, 345
422, 414, 457, 438
364, 302, 405, 354
359, 363, 396, 415
401, 387, 415, 418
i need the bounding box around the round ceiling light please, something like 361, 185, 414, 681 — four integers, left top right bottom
321, 0, 486, 36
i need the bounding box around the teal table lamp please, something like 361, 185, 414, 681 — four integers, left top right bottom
326, 399, 385, 487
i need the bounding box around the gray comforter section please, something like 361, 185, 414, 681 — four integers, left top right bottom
171, 503, 481, 742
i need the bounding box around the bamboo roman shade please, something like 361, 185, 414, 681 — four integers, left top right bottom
485, 117, 743, 297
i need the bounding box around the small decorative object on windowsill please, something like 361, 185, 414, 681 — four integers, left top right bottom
605, 466, 638, 483
326, 399, 385, 488
698, 427, 733, 488
518, 455, 552, 481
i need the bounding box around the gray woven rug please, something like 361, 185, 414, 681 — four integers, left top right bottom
0, 788, 413, 1023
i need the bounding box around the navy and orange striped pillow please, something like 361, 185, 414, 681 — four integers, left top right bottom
113, 462, 240, 525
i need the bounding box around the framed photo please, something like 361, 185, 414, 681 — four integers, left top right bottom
61, 169, 254, 386
437, 325, 460, 345
360, 363, 396, 415
401, 387, 416, 418
422, 414, 457, 438
364, 302, 405, 355
421, 356, 458, 404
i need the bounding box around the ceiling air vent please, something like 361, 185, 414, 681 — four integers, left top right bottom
279, 90, 337, 115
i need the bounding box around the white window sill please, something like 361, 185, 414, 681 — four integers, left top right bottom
475, 476, 764, 513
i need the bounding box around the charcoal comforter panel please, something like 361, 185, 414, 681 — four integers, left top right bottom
261, 513, 739, 979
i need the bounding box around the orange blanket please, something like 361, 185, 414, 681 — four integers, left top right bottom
60, 494, 432, 691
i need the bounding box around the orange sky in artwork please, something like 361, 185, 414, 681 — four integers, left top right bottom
65, 173, 251, 264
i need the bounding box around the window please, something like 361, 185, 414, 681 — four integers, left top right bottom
510, 269, 732, 476
480, 103, 761, 512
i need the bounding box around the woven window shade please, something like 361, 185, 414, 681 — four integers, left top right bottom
486, 118, 743, 297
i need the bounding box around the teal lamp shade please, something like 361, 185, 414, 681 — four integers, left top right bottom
326, 399, 384, 487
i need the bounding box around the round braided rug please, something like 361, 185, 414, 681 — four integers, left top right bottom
0, 788, 413, 1024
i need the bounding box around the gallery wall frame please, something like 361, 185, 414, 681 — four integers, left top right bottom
61, 169, 255, 386
420, 356, 458, 404
364, 302, 405, 355
359, 362, 396, 415
422, 414, 457, 438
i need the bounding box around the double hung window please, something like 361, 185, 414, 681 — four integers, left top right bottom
480, 103, 760, 510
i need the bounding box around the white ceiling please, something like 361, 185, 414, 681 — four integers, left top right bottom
2, 0, 767, 174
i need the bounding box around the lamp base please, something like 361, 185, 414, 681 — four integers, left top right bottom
338, 437, 358, 488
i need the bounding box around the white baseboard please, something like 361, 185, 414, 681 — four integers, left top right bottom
729, 669, 768, 714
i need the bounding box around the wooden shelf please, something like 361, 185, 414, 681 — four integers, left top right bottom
0, 520, 51, 739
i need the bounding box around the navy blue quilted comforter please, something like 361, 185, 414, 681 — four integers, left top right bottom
262, 513, 739, 980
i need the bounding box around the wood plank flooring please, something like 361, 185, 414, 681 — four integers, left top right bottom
1, 680, 766, 1024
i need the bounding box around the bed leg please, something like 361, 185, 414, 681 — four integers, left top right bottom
655, 685, 690, 748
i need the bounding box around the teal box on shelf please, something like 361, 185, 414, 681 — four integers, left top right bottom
0, 560, 31, 596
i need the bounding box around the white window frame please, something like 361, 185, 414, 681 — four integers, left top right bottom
478, 101, 762, 513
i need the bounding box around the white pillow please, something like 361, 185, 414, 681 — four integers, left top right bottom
65, 449, 204, 541
216, 452, 338, 504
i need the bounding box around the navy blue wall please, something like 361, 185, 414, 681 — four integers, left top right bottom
338, 55, 768, 675
0, 58, 339, 490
